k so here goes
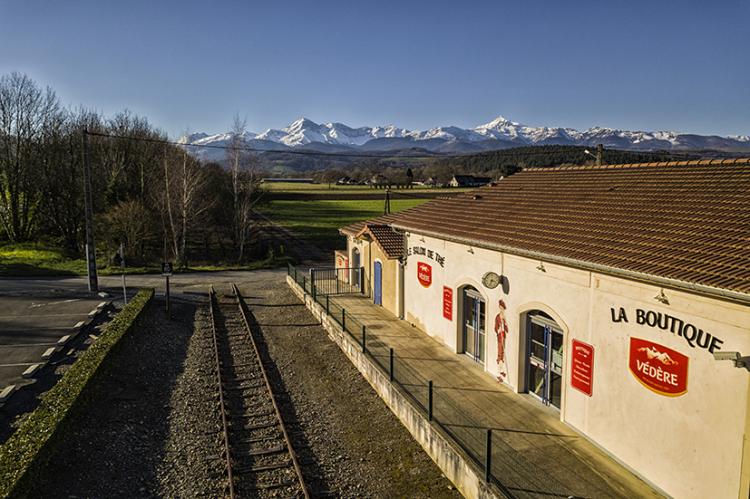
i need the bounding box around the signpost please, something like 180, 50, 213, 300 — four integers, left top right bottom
162, 262, 173, 318
120, 242, 127, 305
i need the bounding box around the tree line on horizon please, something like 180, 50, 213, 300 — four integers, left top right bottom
0, 72, 264, 267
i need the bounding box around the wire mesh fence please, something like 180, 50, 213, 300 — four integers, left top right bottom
288, 263, 561, 498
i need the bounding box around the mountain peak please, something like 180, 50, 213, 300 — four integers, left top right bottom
477, 115, 519, 129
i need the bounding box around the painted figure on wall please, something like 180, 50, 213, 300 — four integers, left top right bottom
495, 299, 509, 381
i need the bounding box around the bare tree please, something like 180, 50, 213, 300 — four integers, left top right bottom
157, 146, 212, 268
226, 114, 262, 262
0, 72, 61, 241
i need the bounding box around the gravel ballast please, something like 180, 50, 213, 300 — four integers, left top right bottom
25, 270, 460, 497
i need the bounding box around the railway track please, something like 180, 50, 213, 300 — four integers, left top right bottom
209, 283, 310, 498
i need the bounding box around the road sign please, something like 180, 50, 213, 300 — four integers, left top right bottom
162, 262, 173, 276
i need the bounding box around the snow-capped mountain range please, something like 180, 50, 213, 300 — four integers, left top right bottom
180, 115, 750, 161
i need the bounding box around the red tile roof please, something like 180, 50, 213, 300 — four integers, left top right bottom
354, 224, 404, 259
343, 158, 750, 298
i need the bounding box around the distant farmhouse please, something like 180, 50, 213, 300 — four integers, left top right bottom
448, 175, 493, 187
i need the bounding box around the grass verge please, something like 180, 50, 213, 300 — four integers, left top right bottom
0, 288, 154, 498
0, 243, 293, 277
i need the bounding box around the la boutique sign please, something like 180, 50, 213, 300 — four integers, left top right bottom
611, 307, 724, 354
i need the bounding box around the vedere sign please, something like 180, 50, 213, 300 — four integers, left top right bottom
570, 340, 594, 397
629, 337, 688, 397
417, 262, 432, 288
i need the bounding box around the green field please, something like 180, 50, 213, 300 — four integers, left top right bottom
259, 198, 430, 250
261, 181, 470, 194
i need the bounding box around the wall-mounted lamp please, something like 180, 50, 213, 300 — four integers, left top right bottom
467, 247, 474, 254
713, 351, 750, 371
419, 236, 426, 243
536, 262, 546, 272
654, 289, 669, 305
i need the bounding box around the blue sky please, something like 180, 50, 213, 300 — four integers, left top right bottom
1, 0, 748, 138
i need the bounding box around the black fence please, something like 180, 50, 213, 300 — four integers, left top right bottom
289, 265, 369, 298
287, 263, 560, 499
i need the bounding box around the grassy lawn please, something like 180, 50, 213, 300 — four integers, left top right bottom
0, 243, 292, 277
0, 243, 88, 276
259, 198, 430, 250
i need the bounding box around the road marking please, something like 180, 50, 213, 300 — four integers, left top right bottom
0, 385, 16, 403
30, 298, 80, 308
22, 364, 42, 378
0, 342, 59, 348
0, 362, 38, 367
0, 313, 90, 318
42, 347, 60, 359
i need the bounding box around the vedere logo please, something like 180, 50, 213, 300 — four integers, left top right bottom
417, 262, 432, 288
629, 337, 688, 397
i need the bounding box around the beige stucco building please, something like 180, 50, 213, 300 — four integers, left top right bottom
339, 158, 750, 499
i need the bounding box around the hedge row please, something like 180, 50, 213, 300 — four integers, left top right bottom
0, 288, 154, 498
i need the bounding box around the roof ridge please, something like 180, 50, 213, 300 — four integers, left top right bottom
522, 157, 750, 172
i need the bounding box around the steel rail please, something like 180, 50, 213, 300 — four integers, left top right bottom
208, 285, 237, 499
231, 283, 311, 499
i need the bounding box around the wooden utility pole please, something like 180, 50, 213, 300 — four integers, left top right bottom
596, 143, 604, 166
82, 129, 98, 292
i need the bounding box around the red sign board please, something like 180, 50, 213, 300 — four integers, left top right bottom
417, 262, 432, 288
570, 340, 594, 396
442, 286, 453, 320
629, 337, 688, 397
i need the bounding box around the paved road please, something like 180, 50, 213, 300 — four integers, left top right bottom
0, 295, 105, 390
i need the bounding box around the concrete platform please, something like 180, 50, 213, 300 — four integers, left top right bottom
329, 293, 661, 499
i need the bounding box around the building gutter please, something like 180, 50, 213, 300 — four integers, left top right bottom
392, 224, 750, 308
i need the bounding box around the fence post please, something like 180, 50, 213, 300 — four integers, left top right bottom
360, 266, 366, 295
389, 348, 394, 382
485, 429, 493, 482
362, 325, 366, 353
302, 276, 307, 295
312, 284, 317, 301
336, 270, 340, 294
342, 308, 346, 331
326, 295, 330, 314
428, 380, 433, 421
294, 267, 298, 282
311, 269, 316, 298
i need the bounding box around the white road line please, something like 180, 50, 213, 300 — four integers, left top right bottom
0, 342, 59, 348
0, 313, 90, 318
0, 362, 38, 367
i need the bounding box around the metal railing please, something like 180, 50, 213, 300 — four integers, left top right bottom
287, 263, 562, 498
290, 264, 369, 298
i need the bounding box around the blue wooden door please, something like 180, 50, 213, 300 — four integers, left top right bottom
374, 261, 382, 305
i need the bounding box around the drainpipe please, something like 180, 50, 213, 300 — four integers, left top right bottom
369, 239, 373, 297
